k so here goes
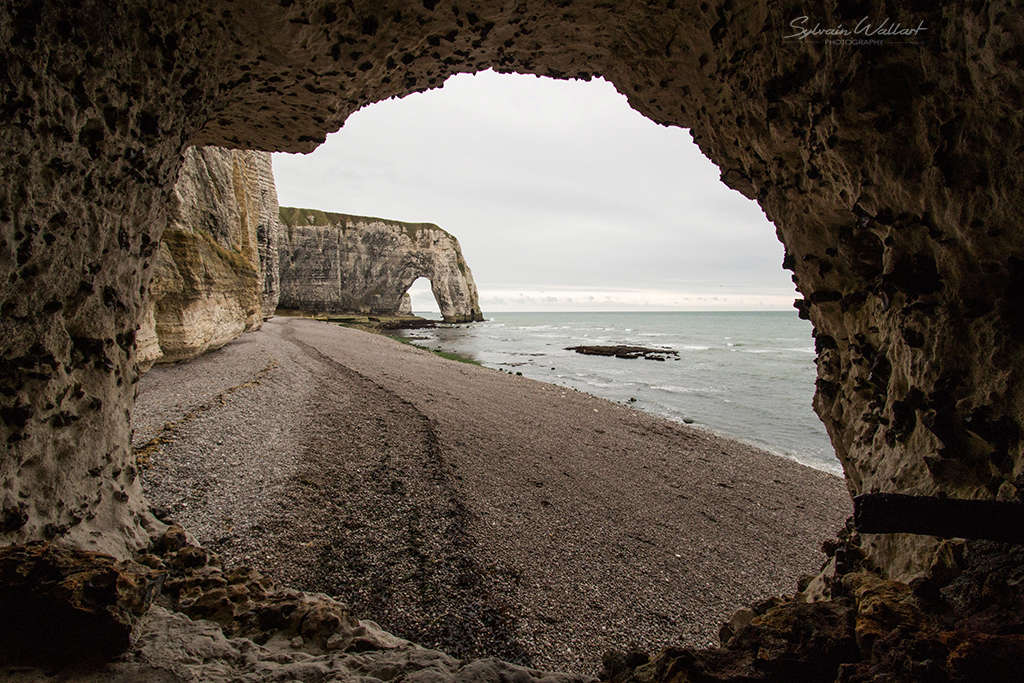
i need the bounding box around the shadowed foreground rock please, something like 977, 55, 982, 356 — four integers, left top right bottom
7, 526, 1023, 681
0, 527, 588, 681
602, 529, 1024, 683
0, 543, 161, 665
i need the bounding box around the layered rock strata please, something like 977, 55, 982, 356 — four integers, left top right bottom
137, 146, 281, 367
278, 207, 483, 323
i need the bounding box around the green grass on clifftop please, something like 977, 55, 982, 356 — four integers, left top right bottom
279, 206, 454, 240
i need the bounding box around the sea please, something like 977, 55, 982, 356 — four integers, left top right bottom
395, 311, 841, 475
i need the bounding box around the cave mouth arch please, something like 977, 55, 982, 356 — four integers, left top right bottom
271, 66, 833, 473
2, 2, 1020, 677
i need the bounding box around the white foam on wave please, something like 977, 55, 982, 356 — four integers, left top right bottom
739, 347, 814, 354
651, 384, 721, 394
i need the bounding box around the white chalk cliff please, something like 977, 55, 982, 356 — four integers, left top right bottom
277, 208, 484, 323
137, 147, 281, 367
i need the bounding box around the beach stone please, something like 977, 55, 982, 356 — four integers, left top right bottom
278, 208, 484, 323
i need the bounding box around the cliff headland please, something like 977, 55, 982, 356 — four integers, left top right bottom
278, 207, 484, 323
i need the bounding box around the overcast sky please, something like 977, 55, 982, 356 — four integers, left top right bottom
273, 70, 795, 313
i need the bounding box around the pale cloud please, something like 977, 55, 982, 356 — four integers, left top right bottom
273, 70, 795, 311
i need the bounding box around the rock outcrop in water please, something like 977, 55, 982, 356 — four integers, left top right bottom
137, 147, 281, 367
398, 293, 413, 315
566, 345, 679, 361
277, 208, 483, 323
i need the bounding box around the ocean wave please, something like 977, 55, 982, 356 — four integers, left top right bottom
740, 347, 815, 355
651, 384, 721, 394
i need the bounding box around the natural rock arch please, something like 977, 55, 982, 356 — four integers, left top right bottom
1, 0, 1021, 588
277, 208, 484, 323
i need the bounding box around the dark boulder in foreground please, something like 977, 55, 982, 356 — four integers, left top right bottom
604, 532, 1024, 683
0, 542, 162, 665
566, 345, 679, 361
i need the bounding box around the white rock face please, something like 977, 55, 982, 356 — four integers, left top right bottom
277, 208, 484, 323
137, 147, 281, 367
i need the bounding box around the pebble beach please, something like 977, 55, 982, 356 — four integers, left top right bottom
135, 317, 851, 674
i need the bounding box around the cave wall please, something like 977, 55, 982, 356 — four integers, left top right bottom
278, 208, 484, 323
1, 1, 1022, 580
136, 146, 282, 368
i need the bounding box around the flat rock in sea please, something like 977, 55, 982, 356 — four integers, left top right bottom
565, 345, 679, 361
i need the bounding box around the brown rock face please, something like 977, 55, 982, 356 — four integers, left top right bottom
604, 535, 1024, 682
0, 542, 161, 665
137, 146, 281, 368
0, 0, 1020, 588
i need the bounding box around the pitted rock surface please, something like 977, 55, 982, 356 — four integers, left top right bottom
0, 531, 589, 682
0, 0, 1022, 623
137, 146, 281, 368
278, 207, 483, 323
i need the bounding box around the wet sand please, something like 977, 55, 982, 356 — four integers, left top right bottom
135, 316, 851, 674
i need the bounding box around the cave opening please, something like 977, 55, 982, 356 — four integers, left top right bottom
3, 2, 1021, 680
135, 69, 849, 671
272, 69, 836, 471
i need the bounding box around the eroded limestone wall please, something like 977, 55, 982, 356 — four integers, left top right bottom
0, 2, 225, 556
136, 146, 281, 368
277, 208, 483, 323
1, 1, 1022, 581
